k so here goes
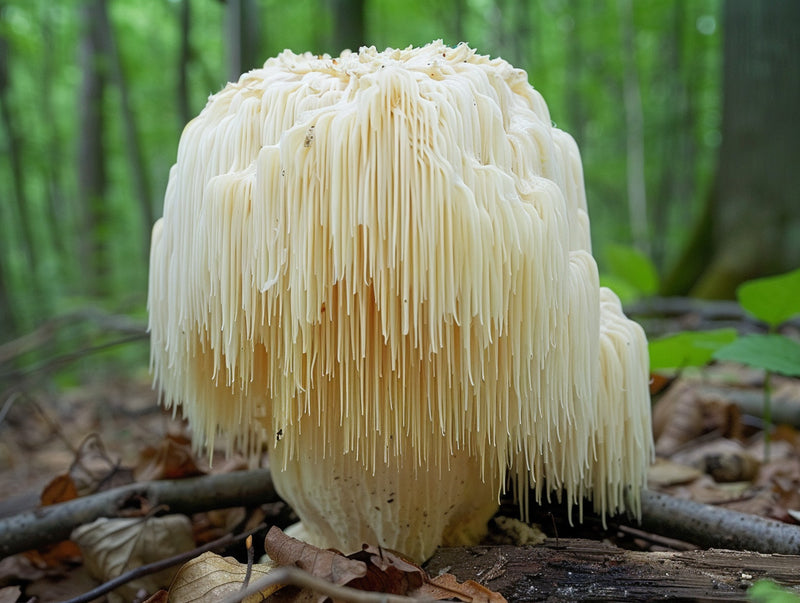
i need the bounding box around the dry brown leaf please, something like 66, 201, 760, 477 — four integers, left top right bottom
346, 545, 425, 596
142, 589, 169, 603
262, 527, 507, 602
135, 433, 205, 482
0, 586, 21, 603
71, 515, 194, 603
69, 434, 135, 495
23, 473, 82, 567
416, 572, 508, 603
168, 551, 276, 603
264, 526, 367, 587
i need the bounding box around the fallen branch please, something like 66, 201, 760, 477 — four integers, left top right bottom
0, 469, 276, 558
638, 489, 800, 554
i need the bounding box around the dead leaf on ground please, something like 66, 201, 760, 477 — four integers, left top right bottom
168, 551, 276, 603
71, 514, 195, 603
265, 526, 368, 587
23, 473, 83, 567
262, 526, 507, 602
0, 586, 21, 603
135, 433, 205, 482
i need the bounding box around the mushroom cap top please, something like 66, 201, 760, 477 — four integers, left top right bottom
148, 41, 651, 528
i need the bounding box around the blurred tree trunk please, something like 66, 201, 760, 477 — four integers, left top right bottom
40, 7, 71, 264
177, 0, 191, 128
0, 6, 45, 328
329, 0, 365, 53
687, 0, 800, 298
77, 0, 110, 297
225, 0, 260, 81
564, 0, 585, 145
651, 0, 695, 272
618, 0, 649, 256
95, 0, 154, 263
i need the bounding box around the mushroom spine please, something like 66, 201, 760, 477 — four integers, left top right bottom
148, 41, 652, 562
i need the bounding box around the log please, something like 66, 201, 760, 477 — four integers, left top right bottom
426, 540, 800, 602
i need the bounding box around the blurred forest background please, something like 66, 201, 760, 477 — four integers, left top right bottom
0, 0, 797, 372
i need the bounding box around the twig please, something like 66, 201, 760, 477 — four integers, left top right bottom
218, 565, 433, 603
61, 524, 266, 603
0, 469, 276, 558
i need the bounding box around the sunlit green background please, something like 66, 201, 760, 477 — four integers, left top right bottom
0, 0, 724, 342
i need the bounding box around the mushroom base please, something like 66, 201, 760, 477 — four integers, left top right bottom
270, 426, 501, 563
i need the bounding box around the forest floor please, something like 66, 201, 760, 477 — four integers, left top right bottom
1, 361, 800, 601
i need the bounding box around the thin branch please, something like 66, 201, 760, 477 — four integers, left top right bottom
0, 469, 276, 558
218, 566, 433, 603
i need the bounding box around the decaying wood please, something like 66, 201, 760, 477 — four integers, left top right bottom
0, 469, 276, 558
426, 540, 800, 602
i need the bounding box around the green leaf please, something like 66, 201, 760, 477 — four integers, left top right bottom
603, 244, 659, 301
649, 328, 738, 372
748, 579, 800, 603
713, 334, 800, 377
737, 268, 800, 328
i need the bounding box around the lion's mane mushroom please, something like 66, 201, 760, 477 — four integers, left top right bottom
148, 41, 652, 563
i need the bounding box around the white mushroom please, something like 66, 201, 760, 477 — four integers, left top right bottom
148, 41, 652, 562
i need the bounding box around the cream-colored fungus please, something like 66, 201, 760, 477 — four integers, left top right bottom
148, 41, 652, 562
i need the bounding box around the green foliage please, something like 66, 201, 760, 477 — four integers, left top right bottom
648, 328, 737, 372
748, 579, 800, 603
713, 335, 800, 377
600, 244, 659, 304
737, 268, 800, 329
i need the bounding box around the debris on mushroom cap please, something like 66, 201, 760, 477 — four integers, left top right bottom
148, 40, 653, 562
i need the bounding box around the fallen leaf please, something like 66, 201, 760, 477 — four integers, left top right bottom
262, 527, 507, 602
71, 514, 195, 603
264, 526, 367, 586
135, 433, 205, 482
347, 545, 425, 595
417, 572, 508, 603
0, 586, 21, 603
647, 458, 703, 488
23, 473, 82, 567
169, 551, 276, 603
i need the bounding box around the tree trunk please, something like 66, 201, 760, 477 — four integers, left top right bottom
177, 0, 191, 128
77, 0, 109, 297
618, 0, 649, 256
0, 3, 46, 328
691, 0, 800, 298
329, 0, 365, 54
225, 0, 260, 81
96, 0, 155, 265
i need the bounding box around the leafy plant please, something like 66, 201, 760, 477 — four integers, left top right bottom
600, 244, 659, 304
748, 579, 800, 603
648, 328, 737, 372
709, 268, 800, 457
648, 268, 800, 459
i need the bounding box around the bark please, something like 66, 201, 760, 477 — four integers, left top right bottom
692, 0, 800, 298
427, 540, 800, 601
77, 0, 109, 297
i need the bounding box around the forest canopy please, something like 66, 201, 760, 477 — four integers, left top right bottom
5, 0, 789, 344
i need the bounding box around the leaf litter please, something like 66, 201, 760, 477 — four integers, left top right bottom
2, 365, 800, 601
